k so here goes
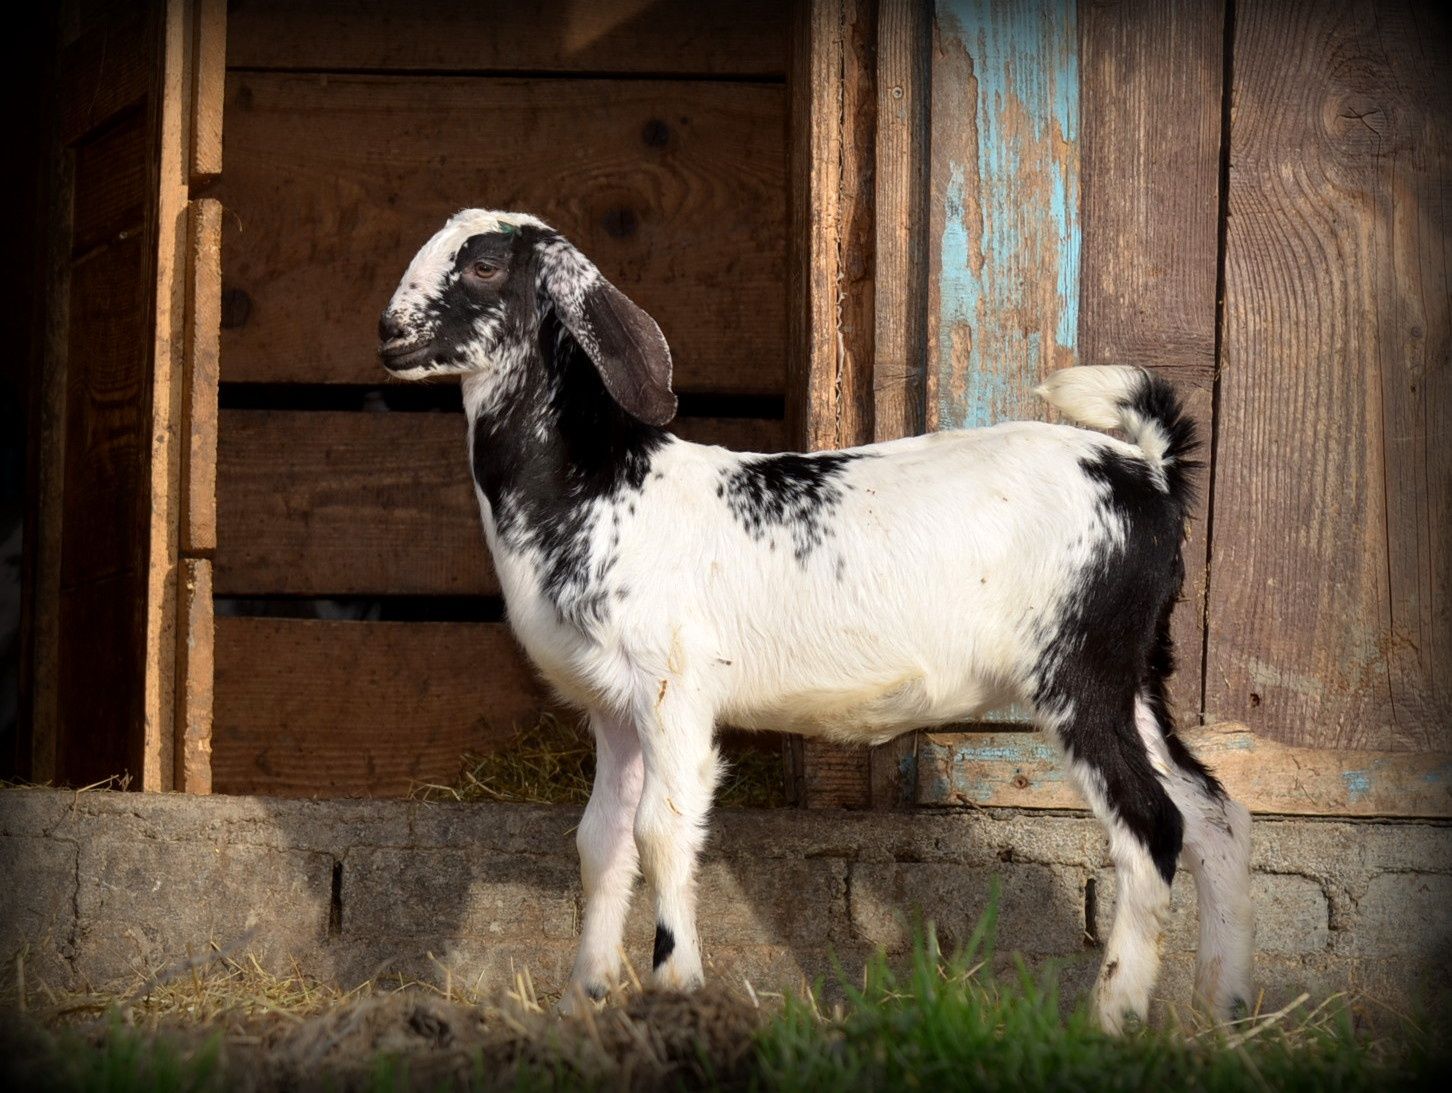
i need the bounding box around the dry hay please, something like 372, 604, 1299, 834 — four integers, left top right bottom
411, 713, 788, 809
2, 948, 765, 1091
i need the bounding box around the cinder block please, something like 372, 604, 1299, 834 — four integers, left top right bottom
1092, 870, 1327, 956
73, 838, 333, 985
625, 858, 851, 956
344, 846, 579, 945
1351, 872, 1452, 958
0, 834, 79, 984
849, 862, 1087, 956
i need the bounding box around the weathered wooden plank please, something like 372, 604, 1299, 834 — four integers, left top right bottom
789, 0, 877, 452
188, 0, 226, 186
226, 0, 788, 77
59, 237, 151, 592
1206, 0, 1452, 751
71, 108, 149, 256
175, 557, 213, 793
868, 0, 932, 810
789, 0, 878, 809
58, 6, 153, 145
138, 0, 195, 792
1078, 0, 1226, 726
213, 617, 550, 797
215, 410, 787, 597
57, 573, 146, 787
182, 197, 222, 556
927, 0, 1079, 433
216, 74, 786, 395
916, 725, 1452, 818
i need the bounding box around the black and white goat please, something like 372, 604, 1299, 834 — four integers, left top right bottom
378, 210, 1254, 1031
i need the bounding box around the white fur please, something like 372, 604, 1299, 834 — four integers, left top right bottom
382, 217, 1252, 1030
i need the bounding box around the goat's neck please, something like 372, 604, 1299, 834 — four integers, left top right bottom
462, 322, 667, 550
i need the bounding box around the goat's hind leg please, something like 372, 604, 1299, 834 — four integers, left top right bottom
1139, 698, 1255, 1021
1044, 694, 1181, 1033
563, 709, 644, 1013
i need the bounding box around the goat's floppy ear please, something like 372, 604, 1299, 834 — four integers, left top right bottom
542, 253, 676, 426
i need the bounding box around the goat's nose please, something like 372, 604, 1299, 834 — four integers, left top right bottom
378, 311, 408, 343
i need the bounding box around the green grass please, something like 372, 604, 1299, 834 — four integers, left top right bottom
5, 914, 1446, 1092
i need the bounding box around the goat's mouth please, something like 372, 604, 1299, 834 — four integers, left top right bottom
378, 337, 437, 373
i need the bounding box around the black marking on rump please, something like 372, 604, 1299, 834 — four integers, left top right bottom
1123, 370, 1201, 513
1033, 446, 1204, 885
719, 452, 864, 563
652, 923, 675, 969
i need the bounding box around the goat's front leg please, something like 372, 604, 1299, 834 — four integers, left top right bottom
562, 708, 644, 1013
633, 681, 720, 992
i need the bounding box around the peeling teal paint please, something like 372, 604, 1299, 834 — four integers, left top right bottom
934, 0, 1080, 432
1342, 770, 1372, 801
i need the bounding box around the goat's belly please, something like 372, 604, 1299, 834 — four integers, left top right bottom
726, 673, 1008, 745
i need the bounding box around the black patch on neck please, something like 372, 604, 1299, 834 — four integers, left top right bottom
719, 451, 864, 563
652, 923, 676, 969
469, 305, 668, 624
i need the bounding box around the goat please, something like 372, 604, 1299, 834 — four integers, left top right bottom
378, 210, 1254, 1032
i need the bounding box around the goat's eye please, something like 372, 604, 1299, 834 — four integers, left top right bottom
472, 261, 500, 278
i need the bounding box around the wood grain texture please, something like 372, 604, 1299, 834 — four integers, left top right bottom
59, 238, 151, 592
1078, 0, 1226, 727
71, 108, 149, 256
916, 724, 1452, 818
213, 617, 549, 797
175, 557, 213, 793
183, 197, 222, 556
1207, 0, 1452, 751
215, 411, 788, 597
226, 0, 788, 77
58, 5, 153, 145
788, 0, 878, 809
215, 74, 786, 395
868, 0, 931, 810
788, 0, 877, 452
927, 0, 1080, 433
188, 0, 226, 185
138, 0, 194, 791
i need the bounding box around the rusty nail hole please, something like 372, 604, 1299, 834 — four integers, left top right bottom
641, 119, 670, 148
1012, 774, 1030, 790
1249, 692, 1262, 708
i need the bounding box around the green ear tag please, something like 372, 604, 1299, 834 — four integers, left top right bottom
498, 222, 517, 236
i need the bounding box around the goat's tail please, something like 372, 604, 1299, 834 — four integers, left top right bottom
1035, 365, 1199, 507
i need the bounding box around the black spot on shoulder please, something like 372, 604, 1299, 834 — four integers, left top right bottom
719, 452, 866, 563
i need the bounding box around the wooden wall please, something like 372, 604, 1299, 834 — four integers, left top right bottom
209, 0, 791, 796
909, 0, 1451, 817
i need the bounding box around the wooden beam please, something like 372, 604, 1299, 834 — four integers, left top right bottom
138, 0, 195, 791
788, 0, 879, 808
188, 0, 225, 187
182, 196, 221, 557
174, 557, 213, 793
916, 724, 1452, 819
1078, 0, 1225, 727
867, 0, 930, 810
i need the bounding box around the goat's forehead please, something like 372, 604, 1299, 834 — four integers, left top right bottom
399, 209, 551, 288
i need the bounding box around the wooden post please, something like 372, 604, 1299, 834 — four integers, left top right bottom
788, 0, 880, 808
866, 0, 931, 809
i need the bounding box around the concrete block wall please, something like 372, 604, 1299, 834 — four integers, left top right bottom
1, 789, 1448, 1020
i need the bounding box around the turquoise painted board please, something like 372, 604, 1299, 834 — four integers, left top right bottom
926, 0, 1079, 723
928, 0, 1080, 433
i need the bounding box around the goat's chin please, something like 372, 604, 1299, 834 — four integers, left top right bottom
383, 363, 467, 384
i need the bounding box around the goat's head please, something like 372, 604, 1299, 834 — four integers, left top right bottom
378, 210, 676, 425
